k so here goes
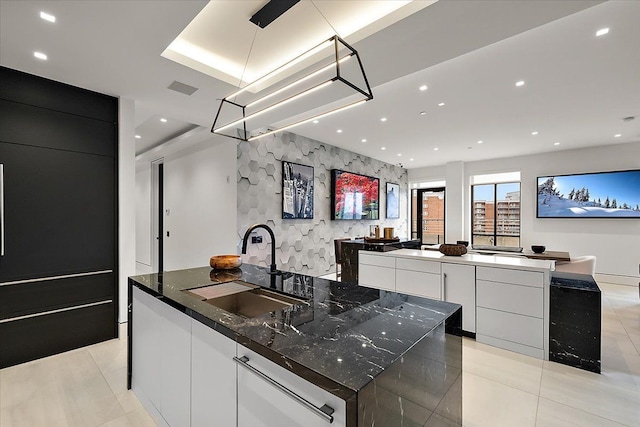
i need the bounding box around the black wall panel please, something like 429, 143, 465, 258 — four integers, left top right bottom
0, 66, 118, 368
0, 100, 116, 156
0, 66, 118, 123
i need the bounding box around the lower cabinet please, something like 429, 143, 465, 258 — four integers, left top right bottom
359, 252, 396, 291
475, 267, 546, 359
132, 286, 346, 427
191, 319, 237, 427
132, 287, 191, 427
237, 346, 346, 427
442, 263, 476, 333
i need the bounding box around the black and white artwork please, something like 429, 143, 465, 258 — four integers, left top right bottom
282, 161, 314, 219
386, 182, 400, 219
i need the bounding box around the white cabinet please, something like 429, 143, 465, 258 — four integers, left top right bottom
191, 319, 237, 427
442, 263, 476, 333
475, 267, 546, 359
237, 346, 346, 427
359, 252, 395, 291
132, 287, 191, 427
395, 258, 441, 299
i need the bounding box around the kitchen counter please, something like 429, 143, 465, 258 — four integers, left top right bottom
341, 238, 421, 283
385, 248, 555, 272
128, 264, 462, 426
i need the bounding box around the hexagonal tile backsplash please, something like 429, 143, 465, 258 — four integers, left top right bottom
237, 131, 408, 276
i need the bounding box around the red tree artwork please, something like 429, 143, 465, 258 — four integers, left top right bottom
334, 171, 379, 219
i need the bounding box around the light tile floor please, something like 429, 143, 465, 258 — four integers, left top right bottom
1, 282, 638, 427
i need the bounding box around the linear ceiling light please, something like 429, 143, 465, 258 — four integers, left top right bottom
211, 35, 373, 142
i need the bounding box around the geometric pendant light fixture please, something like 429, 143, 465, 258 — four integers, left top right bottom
211, 35, 373, 142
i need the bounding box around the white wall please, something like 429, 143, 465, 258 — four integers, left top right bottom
409, 142, 640, 280
135, 162, 152, 275
160, 137, 238, 271
118, 98, 136, 323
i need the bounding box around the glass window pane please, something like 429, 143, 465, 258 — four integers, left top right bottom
472, 185, 494, 244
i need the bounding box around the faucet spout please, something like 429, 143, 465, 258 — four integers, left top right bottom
241, 223, 280, 275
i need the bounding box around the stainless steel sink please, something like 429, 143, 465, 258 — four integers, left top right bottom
184, 281, 305, 318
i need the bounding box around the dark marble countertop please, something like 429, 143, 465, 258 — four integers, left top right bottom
551, 271, 600, 292
129, 264, 461, 400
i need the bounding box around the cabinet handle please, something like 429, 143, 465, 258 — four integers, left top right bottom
233, 355, 335, 424
443, 272, 447, 300
0, 164, 4, 256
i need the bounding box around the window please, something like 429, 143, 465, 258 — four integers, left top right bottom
471, 182, 520, 247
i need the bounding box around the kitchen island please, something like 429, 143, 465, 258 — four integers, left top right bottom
128, 264, 462, 427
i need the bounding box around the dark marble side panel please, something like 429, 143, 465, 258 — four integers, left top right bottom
549, 284, 601, 373
341, 243, 364, 284
357, 317, 463, 426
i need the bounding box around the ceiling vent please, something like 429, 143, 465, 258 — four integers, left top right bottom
168, 81, 199, 96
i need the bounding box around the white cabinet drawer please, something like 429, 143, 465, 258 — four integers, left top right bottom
359, 264, 395, 291
477, 307, 543, 349
396, 257, 441, 274
476, 266, 543, 288
237, 346, 346, 427
477, 280, 543, 318
359, 252, 396, 268
395, 269, 441, 300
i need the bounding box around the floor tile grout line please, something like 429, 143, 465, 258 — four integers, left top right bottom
87, 342, 130, 421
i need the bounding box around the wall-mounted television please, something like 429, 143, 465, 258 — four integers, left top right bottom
537, 169, 640, 218
331, 169, 379, 220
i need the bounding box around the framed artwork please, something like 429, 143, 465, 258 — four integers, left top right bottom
331, 169, 379, 220
386, 182, 400, 219
537, 169, 640, 218
282, 161, 314, 219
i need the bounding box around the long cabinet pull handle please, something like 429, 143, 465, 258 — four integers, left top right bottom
233, 355, 335, 424
0, 164, 4, 257
443, 272, 447, 300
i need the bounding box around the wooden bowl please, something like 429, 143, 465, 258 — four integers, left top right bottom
439, 244, 468, 256
209, 255, 242, 270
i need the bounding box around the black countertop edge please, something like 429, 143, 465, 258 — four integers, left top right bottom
551, 271, 600, 292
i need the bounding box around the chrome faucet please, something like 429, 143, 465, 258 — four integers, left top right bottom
241, 223, 280, 275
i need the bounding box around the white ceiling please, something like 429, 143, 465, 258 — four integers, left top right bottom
1, 0, 638, 168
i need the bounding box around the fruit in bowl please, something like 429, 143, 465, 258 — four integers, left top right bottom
531, 245, 546, 254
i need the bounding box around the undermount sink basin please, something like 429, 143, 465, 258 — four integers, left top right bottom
184, 281, 305, 318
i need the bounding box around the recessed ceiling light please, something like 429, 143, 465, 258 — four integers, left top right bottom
614, 134, 621, 137
433, 147, 439, 151
312, 120, 319, 124
419, 111, 427, 116
337, 129, 342, 133
419, 85, 428, 91
410, 158, 414, 162
515, 80, 525, 87
477, 140, 483, 144
438, 102, 445, 107
135, 135, 141, 139
397, 153, 402, 157
381, 147, 386, 150
33, 51, 47, 60
380, 117, 387, 122
554, 142, 560, 146
40, 11, 56, 23
596, 28, 609, 37
531, 131, 538, 135
361, 139, 367, 143
160, 118, 167, 123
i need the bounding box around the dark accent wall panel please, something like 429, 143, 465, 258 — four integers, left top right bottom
0, 302, 116, 368
0, 142, 115, 281
0, 273, 115, 319
0, 66, 117, 123
0, 66, 118, 368
0, 100, 116, 156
